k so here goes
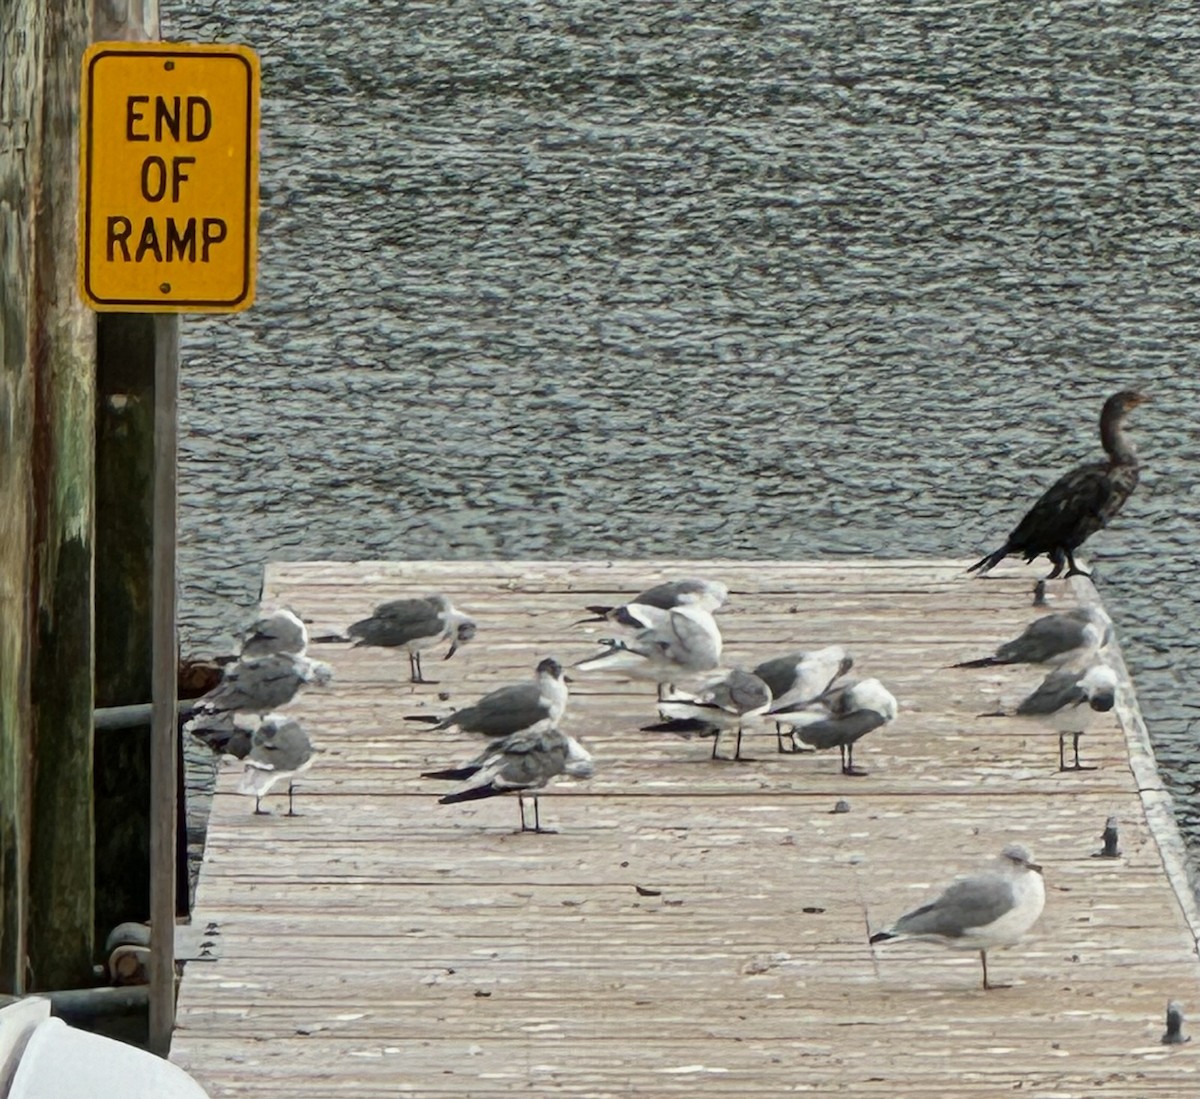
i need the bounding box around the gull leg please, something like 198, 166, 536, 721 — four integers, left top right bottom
411, 650, 438, 685
842, 743, 869, 777
518, 794, 527, 832
253, 794, 268, 816
286, 782, 300, 817
531, 794, 556, 834
981, 950, 989, 990
1060, 731, 1096, 772
775, 722, 788, 754
710, 731, 722, 761
734, 725, 744, 761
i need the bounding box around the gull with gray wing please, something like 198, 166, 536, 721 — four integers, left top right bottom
870, 843, 1046, 990
574, 603, 722, 699
953, 606, 1111, 670
575, 577, 728, 629
773, 677, 897, 774
405, 658, 569, 739
754, 645, 854, 749
642, 668, 773, 761
238, 607, 309, 659
980, 658, 1118, 771
347, 594, 476, 684
422, 727, 594, 833
238, 713, 319, 815
184, 651, 333, 735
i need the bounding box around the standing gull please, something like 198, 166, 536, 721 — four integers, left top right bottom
773, 677, 897, 774
641, 669, 772, 761
238, 713, 318, 815
869, 843, 1046, 990
981, 658, 1118, 771
953, 606, 1112, 670
574, 603, 722, 699
576, 577, 728, 629
185, 651, 333, 733
405, 657, 569, 739
422, 727, 594, 833
238, 607, 309, 658
967, 389, 1148, 579
347, 594, 476, 684
755, 646, 854, 748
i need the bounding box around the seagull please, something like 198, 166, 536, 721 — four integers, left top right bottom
952, 606, 1112, 670
773, 677, 898, 775
238, 607, 309, 658
980, 659, 1119, 771
641, 669, 772, 761
869, 843, 1046, 990
404, 657, 569, 739
422, 727, 594, 833
238, 713, 318, 815
575, 577, 728, 629
184, 651, 333, 732
574, 603, 722, 699
347, 594, 476, 684
755, 646, 854, 748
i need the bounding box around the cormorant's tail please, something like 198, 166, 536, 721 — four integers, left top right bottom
966, 544, 1012, 575
438, 783, 501, 804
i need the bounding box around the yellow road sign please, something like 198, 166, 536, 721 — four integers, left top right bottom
79, 42, 260, 312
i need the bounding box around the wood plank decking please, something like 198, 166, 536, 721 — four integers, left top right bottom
171, 560, 1200, 1096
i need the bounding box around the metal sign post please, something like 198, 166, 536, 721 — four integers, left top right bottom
79, 40, 259, 1058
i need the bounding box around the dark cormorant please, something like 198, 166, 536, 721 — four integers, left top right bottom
968, 389, 1148, 580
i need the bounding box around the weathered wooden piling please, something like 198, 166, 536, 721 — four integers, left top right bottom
1, 0, 97, 994
172, 559, 1200, 1095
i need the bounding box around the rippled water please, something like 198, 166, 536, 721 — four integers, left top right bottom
166, 2, 1200, 844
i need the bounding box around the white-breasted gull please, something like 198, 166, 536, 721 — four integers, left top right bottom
980, 658, 1118, 771
869, 843, 1046, 990
238, 713, 319, 815
574, 603, 722, 699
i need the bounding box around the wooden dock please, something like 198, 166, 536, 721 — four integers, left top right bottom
171, 560, 1200, 1096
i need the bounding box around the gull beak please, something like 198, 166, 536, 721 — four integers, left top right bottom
444, 641, 459, 660
1026, 859, 1043, 874
563, 674, 574, 684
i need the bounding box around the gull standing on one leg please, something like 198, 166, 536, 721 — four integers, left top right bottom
869, 843, 1046, 990
753, 646, 854, 751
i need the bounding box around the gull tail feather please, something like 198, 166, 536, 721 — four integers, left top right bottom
438, 783, 502, 805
